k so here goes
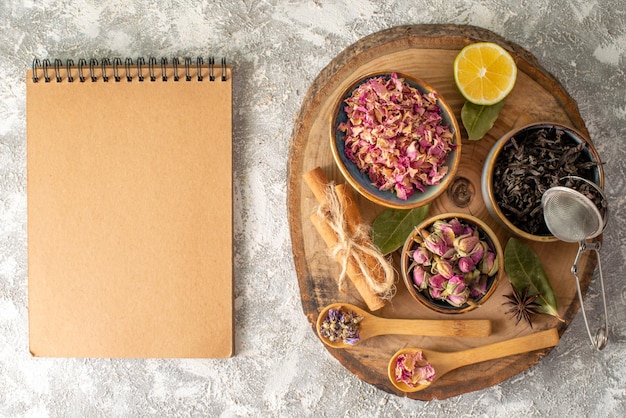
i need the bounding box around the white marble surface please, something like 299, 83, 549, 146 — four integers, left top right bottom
1, 0, 626, 416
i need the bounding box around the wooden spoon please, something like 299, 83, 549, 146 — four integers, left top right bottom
316, 303, 492, 349
388, 328, 560, 392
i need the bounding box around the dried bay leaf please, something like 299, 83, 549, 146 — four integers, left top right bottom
504, 237, 564, 321
371, 205, 430, 255
461, 100, 505, 140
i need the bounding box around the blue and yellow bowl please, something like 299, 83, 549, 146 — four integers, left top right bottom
330, 72, 461, 209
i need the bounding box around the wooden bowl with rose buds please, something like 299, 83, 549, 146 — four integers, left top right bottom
400, 212, 504, 314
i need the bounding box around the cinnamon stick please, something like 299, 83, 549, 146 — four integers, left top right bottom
303, 167, 388, 311
302, 167, 332, 205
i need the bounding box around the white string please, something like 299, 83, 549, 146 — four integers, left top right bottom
317, 184, 396, 300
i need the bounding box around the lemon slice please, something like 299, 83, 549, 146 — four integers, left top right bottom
454, 42, 517, 105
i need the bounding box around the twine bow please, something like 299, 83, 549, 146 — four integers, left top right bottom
317, 184, 395, 300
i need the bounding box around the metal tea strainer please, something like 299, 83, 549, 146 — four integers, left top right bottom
542, 176, 609, 350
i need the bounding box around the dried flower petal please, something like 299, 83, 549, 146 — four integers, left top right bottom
394, 351, 436, 387
339, 73, 456, 200
319, 308, 363, 344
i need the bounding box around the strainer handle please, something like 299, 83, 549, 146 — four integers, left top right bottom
571, 241, 609, 350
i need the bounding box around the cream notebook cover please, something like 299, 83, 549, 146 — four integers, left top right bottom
26, 57, 233, 358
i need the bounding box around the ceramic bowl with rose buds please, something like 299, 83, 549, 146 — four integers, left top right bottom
400, 213, 504, 314
330, 71, 461, 209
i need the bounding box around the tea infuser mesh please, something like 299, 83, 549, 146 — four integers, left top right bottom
542, 176, 609, 350
542, 186, 604, 242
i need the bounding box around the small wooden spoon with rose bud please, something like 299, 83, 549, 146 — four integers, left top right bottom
316, 303, 492, 349
388, 328, 560, 393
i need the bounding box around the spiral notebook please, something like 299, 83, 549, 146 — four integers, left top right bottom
26, 57, 233, 358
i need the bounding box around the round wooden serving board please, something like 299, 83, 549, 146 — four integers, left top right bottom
287, 25, 599, 400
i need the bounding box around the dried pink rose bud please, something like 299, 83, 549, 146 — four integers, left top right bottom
448, 218, 464, 235
433, 258, 455, 279
428, 274, 447, 299
480, 251, 499, 276
469, 241, 487, 264
461, 225, 475, 235
412, 265, 430, 290
444, 275, 469, 307
432, 220, 456, 246
458, 256, 476, 273
412, 247, 431, 265
469, 275, 489, 299
453, 233, 480, 256
423, 232, 449, 257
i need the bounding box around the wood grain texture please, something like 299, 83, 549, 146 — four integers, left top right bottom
287, 25, 598, 400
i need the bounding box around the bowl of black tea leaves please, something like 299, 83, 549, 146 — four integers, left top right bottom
481, 122, 604, 241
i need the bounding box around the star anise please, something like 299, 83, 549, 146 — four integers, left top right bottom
503, 286, 541, 328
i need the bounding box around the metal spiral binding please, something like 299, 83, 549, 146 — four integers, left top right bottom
124, 58, 133, 82
137, 57, 145, 82
66, 59, 74, 82
196, 57, 204, 82
78, 58, 87, 82
89, 58, 98, 82
113, 58, 122, 82
54, 59, 62, 82
172, 57, 180, 81
209, 57, 215, 81
149, 57, 157, 82
101, 58, 110, 82
31, 57, 228, 83
185, 57, 192, 81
